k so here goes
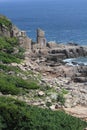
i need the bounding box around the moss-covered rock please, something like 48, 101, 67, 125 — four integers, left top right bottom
0, 37, 25, 63
0, 15, 12, 37
0, 15, 12, 30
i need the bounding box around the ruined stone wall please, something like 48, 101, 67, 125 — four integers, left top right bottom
19, 36, 31, 50
12, 25, 32, 50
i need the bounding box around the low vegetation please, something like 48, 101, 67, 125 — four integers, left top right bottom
0, 51, 20, 63
0, 96, 86, 130
57, 89, 68, 105
0, 37, 25, 63
0, 64, 21, 73
0, 15, 12, 30
0, 72, 40, 95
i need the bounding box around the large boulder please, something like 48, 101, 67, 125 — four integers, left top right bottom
73, 77, 87, 83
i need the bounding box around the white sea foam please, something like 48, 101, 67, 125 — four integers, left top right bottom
63, 57, 87, 66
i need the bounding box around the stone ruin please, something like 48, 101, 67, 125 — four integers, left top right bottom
37, 28, 46, 47
12, 27, 47, 51
12, 25, 32, 50
32, 28, 47, 53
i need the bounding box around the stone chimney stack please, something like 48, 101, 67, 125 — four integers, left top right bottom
37, 28, 46, 48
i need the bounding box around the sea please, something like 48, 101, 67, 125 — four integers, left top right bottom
0, 0, 87, 65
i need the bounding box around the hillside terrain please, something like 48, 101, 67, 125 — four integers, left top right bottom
0, 15, 87, 130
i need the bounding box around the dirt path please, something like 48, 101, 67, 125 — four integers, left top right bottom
64, 106, 87, 121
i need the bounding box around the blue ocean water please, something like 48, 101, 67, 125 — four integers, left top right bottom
0, 0, 87, 64
63, 57, 87, 66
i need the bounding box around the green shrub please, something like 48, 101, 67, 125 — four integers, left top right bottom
5, 37, 18, 46
0, 72, 40, 95
18, 47, 25, 53
46, 102, 52, 107
0, 37, 18, 49
0, 37, 10, 50
61, 88, 68, 94
0, 73, 20, 95
14, 53, 25, 59
0, 15, 12, 30
0, 96, 86, 130
0, 64, 21, 73
0, 80, 20, 95
0, 115, 6, 129
0, 51, 20, 63
26, 81, 40, 89
14, 47, 25, 59
57, 93, 65, 105
11, 76, 40, 89
0, 37, 24, 63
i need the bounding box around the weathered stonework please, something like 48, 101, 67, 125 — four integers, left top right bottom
19, 36, 32, 50
37, 28, 46, 48
12, 26, 32, 50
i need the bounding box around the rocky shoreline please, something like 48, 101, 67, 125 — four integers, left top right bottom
0, 15, 87, 121
11, 51, 87, 121
23, 29, 87, 121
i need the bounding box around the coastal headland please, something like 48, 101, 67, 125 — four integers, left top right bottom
0, 15, 87, 122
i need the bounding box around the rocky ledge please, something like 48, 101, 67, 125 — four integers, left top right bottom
47, 43, 87, 59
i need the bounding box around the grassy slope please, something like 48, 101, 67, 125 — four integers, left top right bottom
0, 15, 12, 30
0, 96, 87, 130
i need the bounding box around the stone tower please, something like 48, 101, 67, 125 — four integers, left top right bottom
37, 28, 46, 48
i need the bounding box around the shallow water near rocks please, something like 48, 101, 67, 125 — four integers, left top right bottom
63, 57, 87, 66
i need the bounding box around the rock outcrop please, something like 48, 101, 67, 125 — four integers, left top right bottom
12, 25, 32, 50
0, 15, 32, 50
48, 44, 87, 60
32, 29, 87, 63
0, 15, 12, 37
